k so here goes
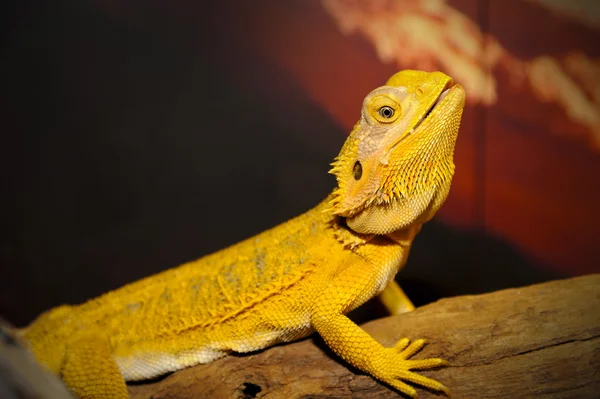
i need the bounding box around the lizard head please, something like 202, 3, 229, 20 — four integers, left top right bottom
328, 70, 465, 235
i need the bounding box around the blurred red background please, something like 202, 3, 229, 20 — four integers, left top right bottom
1, 0, 598, 326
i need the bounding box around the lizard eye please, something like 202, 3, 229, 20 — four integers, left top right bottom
368, 95, 401, 123
353, 161, 362, 180
378, 106, 395, 119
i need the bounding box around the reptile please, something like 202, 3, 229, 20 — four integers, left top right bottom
15, 70, 465, 398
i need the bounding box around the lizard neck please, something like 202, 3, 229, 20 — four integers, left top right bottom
328, 215, 374, 250
325, 193, 423, 252
329, 212, 423, 293
385, 223, 423, 247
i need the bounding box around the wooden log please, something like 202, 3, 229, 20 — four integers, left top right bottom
128, 274, 600, 399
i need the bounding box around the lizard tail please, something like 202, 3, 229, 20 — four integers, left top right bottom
0, 316, 74, 398
0, 316, 22, 347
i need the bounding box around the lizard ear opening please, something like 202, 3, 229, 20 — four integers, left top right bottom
353, 161, 362, 180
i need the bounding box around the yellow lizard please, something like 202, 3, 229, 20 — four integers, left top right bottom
17, 70, 465, 398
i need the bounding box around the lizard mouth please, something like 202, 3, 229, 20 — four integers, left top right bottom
384, 79, 456, 154
411, 80, 455, 132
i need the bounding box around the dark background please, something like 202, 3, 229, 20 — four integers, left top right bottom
2, 1, 598, 327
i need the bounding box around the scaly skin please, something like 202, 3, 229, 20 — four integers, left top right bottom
19, 70, 465, 398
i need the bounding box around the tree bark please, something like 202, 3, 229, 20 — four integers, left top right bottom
128, 274, 600, 399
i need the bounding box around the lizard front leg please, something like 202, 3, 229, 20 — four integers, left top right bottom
310, 262, 449, 398
377, 225, 422, 316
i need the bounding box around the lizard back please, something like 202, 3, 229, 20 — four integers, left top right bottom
22, 196, 352, 378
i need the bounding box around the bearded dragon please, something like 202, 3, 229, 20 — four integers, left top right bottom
16, 70, 465, 398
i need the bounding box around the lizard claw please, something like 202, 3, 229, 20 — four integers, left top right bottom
372, 338, 450, 397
